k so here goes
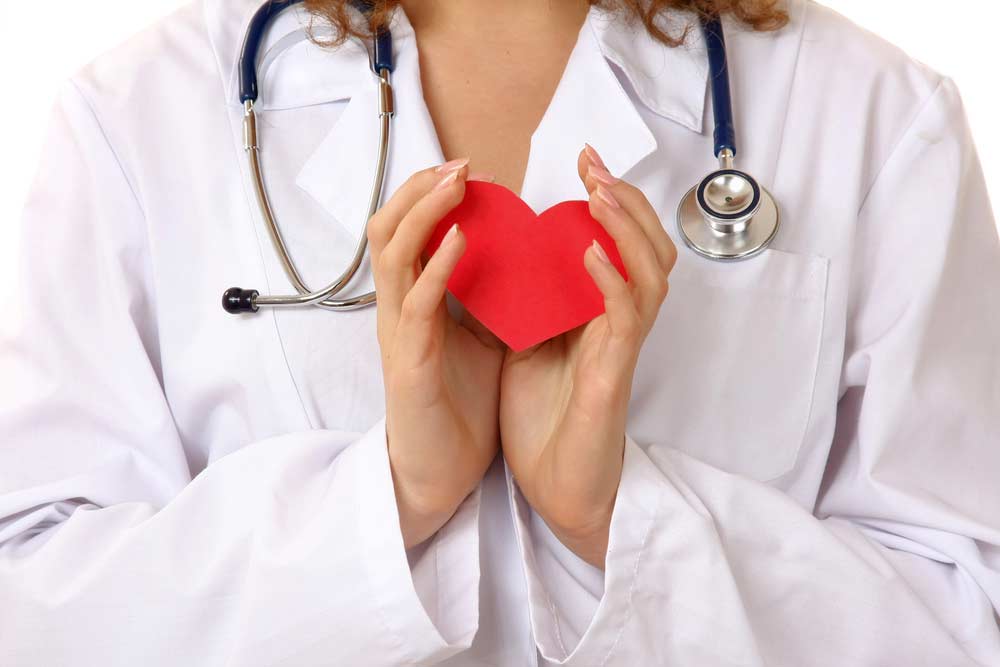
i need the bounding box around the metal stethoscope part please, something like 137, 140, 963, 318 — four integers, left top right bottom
675, 17, 780, 262
222, 0, 394, 314
223, 2, 779, 315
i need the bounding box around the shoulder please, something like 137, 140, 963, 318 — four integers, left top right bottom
760, 1, 958, 191
71, 1, 222, 106
66, 0, 266, 131
796, 0, 942, 94
57, 0, 264, 192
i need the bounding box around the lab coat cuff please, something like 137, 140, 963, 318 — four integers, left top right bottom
507, 434, 666, 664
354, 417, 481, 660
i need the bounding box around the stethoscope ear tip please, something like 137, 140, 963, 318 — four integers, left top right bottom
222, 287, 260, 314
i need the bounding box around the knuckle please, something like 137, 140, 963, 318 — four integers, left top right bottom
366, 213, 392, 248
404, 169, 431, 189
616, 179, 643, 201
664, 239, 678, 271
379, 245, 405, 273
374, 253, 394, 278
399, 291, 426, 322
654, 273, 670, 301
615, 311, 643, 341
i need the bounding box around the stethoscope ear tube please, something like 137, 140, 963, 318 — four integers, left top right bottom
225, 0, 394, 314
701, 16, 736, 159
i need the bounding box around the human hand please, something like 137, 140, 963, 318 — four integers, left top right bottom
499, 146, 676, 568
369, 160, 506, 549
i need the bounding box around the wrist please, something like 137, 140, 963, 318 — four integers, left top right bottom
544, 510, 613, 570
392, 473, 466, 549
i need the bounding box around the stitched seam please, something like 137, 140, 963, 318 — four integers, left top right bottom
434, 532, 443, 647
540, 553, 570, 658
202, 0, 316, 430
67, 81, 147, 219
784, 256, 831, 483
599, 515, 656, 666
765, 0, 809, 188
856, 76, 946, 215
66, 80, 172, 400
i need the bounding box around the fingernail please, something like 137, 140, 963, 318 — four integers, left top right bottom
591, 239, 611, 264
595, 185, 620, 209
436, 157, 470, 173
433, 168, 461, 193
443, 223, 461, 246
584, 143, 607, 169
588, 165, 619, 186
468, 171, 496, 183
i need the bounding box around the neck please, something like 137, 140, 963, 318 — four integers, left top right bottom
398, 0, 590, 42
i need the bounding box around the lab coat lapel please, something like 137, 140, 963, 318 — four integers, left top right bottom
520, 5, 707, 213
295, 8, 445, 243
520, 9, 653, 212
207, 0, 367, 112
247, 0, 719, 240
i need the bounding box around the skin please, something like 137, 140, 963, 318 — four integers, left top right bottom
376, 0, 677, 566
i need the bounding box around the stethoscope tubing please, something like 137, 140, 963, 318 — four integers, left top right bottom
229, 0, 393, 312
224, 2, 778, 314
244, 79, 391, 310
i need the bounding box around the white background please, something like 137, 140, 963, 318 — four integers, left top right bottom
1, 1, 998, 300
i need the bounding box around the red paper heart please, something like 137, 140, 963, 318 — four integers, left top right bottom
424, 181, 628, 352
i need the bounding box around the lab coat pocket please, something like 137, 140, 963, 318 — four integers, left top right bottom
629, 247, 830, 482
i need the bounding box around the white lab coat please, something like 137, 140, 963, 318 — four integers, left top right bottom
1, 0, 998, 664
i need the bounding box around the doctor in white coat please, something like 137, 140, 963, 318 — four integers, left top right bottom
1, 0, 999, 664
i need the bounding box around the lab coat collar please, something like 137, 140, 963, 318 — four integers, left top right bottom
204, 0, 710, 238
205, 0, 709, 121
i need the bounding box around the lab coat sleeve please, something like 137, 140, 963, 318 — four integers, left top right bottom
509, 76, 1000, 665
0, 82, 480, 666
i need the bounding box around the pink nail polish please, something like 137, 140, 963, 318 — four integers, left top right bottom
433, 169, 461, 192
588, 165, 619, 186
591, 239, 611, 264
595, 185, 621, 209
436, 157, 470, 173
584, 143, 607, 169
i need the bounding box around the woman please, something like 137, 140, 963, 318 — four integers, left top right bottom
1, 0, 998, 663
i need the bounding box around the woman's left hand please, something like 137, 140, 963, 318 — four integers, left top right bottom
499, 146, 677, 568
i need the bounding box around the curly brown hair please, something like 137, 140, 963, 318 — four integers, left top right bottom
302, 0, 788, 49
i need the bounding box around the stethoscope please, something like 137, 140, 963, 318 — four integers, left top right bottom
223, 1, 779, 315
675, 17, 780, 262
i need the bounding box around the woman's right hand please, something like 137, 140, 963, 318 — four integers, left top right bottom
368, 160, 506, 549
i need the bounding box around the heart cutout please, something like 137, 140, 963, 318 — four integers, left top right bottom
424, 181, 628, 352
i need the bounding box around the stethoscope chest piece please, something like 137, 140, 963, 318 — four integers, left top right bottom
674, 15, 782, 263
677, 169, 780, 262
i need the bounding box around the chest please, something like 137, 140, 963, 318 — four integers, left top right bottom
147, 13, 857, 505
412, 23, 583, 194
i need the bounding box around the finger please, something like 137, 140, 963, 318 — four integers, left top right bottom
376, 166, 469, 335
368, 158, 470, 266
380, 166, 468, 281
395, 223, 466, 360
372, 161, 468, 349
589, 185, 669, 322
577, 146, 677, 274
584, 240, 644, 361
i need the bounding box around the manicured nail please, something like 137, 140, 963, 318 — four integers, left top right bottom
443, 223, 461, 246
433, 168, 461, 192
584, 143, 607, 169
436, 157, 470, 173
588, 165, 619, 186
591, 239, 611, 264
595, 185, 620, 209
468, 171, 496, 183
